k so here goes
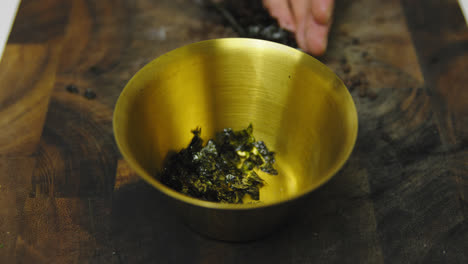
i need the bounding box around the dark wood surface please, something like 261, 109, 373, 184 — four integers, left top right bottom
0, 0, 467, 263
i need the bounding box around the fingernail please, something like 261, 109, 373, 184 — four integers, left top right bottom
320, 35, 328, 54
281, 21, 296, 32
324, 4, 333, 24
307, 26, 329, 56
296, 30, 306, 52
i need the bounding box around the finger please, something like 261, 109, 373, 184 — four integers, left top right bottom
263, 0, 296, 31
304, 17, 330, 55
289, 0, 309, 24
310, 0, 334, 25
289, 0, 309, 50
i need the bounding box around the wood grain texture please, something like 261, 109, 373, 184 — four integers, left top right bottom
8, 0, 69, 44
0, 157, 36, 264
0, 0, 466, 263
402, 0, 468, 150
398, 1, 468, 263
0, 42, 62, 155
0, 1, 68, 263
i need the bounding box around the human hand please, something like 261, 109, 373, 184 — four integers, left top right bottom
263, 0, 334, 55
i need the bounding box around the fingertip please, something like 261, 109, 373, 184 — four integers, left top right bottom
295, 21, 307, 52
311, 0, 334, 25
263, 0, 296, 31
308, 36, 328, 56
304, 20, 329, 56
280, 20, 296, 32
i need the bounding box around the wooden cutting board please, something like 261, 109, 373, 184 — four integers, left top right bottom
0, 0, 467, 263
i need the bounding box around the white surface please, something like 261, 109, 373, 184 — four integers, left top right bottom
460, 0, 468, 25
0, 0, 21, 61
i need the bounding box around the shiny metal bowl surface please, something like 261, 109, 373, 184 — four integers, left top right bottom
113, 38, 358, 241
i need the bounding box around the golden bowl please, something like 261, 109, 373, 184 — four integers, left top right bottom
113, 38, 358, 241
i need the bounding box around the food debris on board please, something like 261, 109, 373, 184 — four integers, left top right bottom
84, 89, 96, 100
340, 56, 377, 100
65, 84, 79, 94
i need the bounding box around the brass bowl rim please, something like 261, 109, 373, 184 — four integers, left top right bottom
113, 38, 358, 210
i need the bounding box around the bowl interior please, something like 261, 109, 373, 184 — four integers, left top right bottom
114, 39, 358, 208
